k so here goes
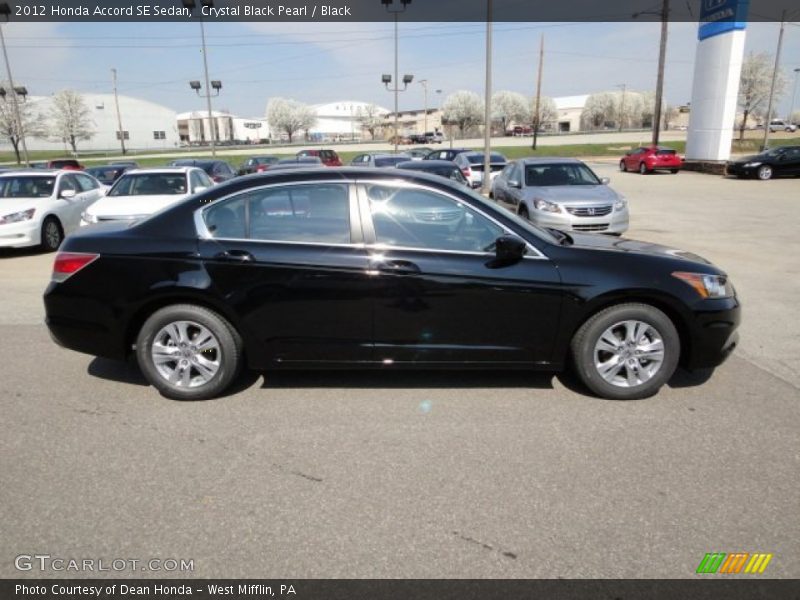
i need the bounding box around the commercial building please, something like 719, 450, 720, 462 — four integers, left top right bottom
176, 111, 270, 145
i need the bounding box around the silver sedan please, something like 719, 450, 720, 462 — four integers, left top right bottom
491, 158, 629, 235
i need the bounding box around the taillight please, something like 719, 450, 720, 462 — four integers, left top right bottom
52, 252, 99, 282
256, 165, 268, 172
462, 167, 471, 177
212, 176, 223, 183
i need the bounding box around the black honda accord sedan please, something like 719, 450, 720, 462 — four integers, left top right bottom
44, 168, 740, 401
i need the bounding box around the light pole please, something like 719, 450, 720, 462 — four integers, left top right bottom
111, 68, 126, 156
382, 0, 412, 154
616, 83, 627, 132
789, 67, 800, 123
481, 0, 493, 195
633, 0, 670, 146
419, 79, 428, 135
0, 3, 29, 166
762, 10, 787, 151
183, 0, 220, 157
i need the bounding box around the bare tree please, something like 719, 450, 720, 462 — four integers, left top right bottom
530, 96, 557, 131
662, 104, 679, 130
581, 92, 617, 130
491, 91, 529, 134
442, 91, 484, 138
49, 90, 94, 153
355, 103, 384, 140
581, 90, 652, 131
265, 97, 316, 143
737, 52, 787, 140
791, 110, 800, 125
0, 85, 42, 164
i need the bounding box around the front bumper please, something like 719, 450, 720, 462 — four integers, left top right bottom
528, 206, 629, 235
684, 297, 741, 370
0, 220, 40, 248
725, 163, 757, 177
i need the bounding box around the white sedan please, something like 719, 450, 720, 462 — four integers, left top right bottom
0, 170, 104, 251
81, 167, 214, 225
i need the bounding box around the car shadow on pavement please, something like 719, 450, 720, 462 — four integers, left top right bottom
258, 369, 556, 390
88, 357, 149, 386
0, 247, 48, 259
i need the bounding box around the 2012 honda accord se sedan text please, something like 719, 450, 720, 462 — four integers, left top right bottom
43, 168, 740, 401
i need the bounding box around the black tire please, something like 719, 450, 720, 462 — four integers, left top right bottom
670, 169, 679, 174
757, 165, 773, 180
136, 304, 243, 400
40, 216, 63, 252
639, 162, 649, 175
518, 206, 530, 220
570, 303, 680, 400
619, 160, 627, 172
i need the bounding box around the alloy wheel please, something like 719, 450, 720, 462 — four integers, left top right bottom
150, 320, 221, 388
593, 320, 665, 388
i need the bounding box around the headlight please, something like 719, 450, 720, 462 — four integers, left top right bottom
672, 271, 734, 299
743, 161, 762, 168
614, 197, 627, 211
81, 211, 98, 224
0, 208, 35, 224
533, 198, 561, 213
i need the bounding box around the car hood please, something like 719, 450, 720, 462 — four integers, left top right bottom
86, 194, 189, 218
524, 185, 619, 204
0, 197, 48, 214
567, 232, 712, 265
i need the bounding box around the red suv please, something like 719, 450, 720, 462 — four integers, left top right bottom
47, 159, 84, 170
296, 149, 342, 167
620, 146, 682, 175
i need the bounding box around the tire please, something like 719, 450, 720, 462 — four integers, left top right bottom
757, 165, 773, 180
670, 169, 679, 174
136, 304, 243, 400
40, 216, 64, 252
570, 303, 680, 400
619, 160, 627, 172
518, 206, 530, 221
639, 162, 649, 175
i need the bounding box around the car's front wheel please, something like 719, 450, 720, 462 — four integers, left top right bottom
639, 162, 649, 175
570, 303, 680, 400
136, 304, 243, 400
619, 160, 627, 172
757, 165, 773, 180
40, 216, 63, 252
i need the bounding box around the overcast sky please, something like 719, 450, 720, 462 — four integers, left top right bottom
5, 20, 800, 118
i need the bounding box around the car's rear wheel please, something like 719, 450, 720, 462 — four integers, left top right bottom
570, 303, 680, 400
136, 304, 242, 400
639, 162, 649, 175
40, 217, 63, 252
518, 206, 530, 220
619, 160, 627, 172
757, 165, 773, 180
670, 169, 679, 174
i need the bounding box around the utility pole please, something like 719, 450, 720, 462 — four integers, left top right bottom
762, 11, 786, 151
532, 33, 544, 150
199, 16, 216, 157
419, 79, 428, 135
0, 23, 29, 166
111, 68, 126, 155
790, 68, 800, 122
651, 0, 669, 146
481, 0, 493, 195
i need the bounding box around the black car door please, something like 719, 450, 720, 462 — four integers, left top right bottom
196, 181, 373, 365
358, 181, 562, 365
781, 147, 800, 175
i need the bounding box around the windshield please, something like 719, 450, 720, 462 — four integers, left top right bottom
763, 147, 787, 157
0, 176, 55, 198
467, 154, 506, 165
109, 173, 188, 197
375, 157, 408, 167
525, 163, 600, 186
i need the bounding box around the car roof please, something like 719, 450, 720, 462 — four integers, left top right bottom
0, 169, 63, 177
121, 167, 194, 175
518, 157, 585, 165
397, 160, 458, 169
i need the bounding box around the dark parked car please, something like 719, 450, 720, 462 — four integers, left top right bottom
424, 148, 471, 161
349, 153, 410, 168
268, 157, 325, 170
725, 146, 800, 180
238, 156, 280, 176
168, 159, 237, 183
84, 164, 132, 186
296, 149, 342, 167
396, 159, 470, 186
44, 169, 740, 402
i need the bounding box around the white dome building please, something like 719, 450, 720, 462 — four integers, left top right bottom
309, 100, 389, 142
21, 93, 179, 153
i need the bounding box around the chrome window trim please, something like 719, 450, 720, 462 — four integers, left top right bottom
194, 179, 358, 245
356, 178, 548, 261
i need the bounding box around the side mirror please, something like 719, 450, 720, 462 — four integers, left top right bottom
600, 177, 610, 185
508, 179, 521, 189
60, 189, 76, 199
494, 235, 527, 264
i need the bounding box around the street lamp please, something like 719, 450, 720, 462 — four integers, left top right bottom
0, 2, 29, 166
419, 79, 428, 136
789, 68, 800, 124
183, 0, 220, 156
382, 0, 412, 154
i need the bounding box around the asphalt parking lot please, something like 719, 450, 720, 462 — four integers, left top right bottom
0, 165, 798, 579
